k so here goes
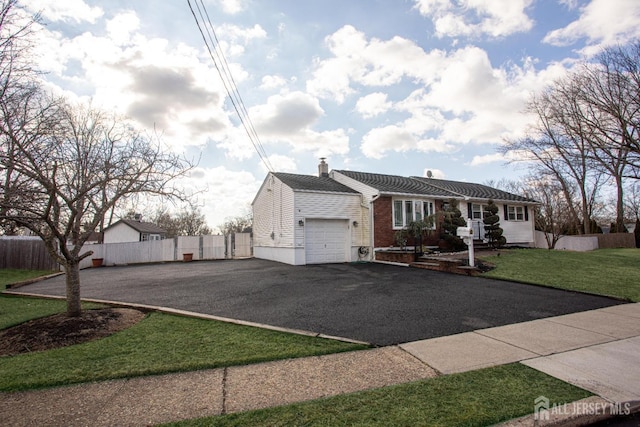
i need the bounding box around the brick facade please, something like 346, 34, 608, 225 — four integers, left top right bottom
373, 196, 449, 248
373, 196, 394, 247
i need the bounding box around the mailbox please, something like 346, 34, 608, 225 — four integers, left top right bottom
456, 227, 473, 237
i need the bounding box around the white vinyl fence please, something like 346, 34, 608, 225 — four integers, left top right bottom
534, 230, 635, 251
77, 233, 251, 269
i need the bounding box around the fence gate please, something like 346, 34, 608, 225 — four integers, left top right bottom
228, 233, 252, 258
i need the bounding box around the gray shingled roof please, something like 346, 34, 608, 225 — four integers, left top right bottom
274, 173, 359, 194
412, 177, 536, 202
111, 219, 167, 234
334, 170, 460, 197
335, 170, 535, 202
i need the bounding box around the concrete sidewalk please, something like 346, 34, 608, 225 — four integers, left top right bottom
1, 304, 639, 426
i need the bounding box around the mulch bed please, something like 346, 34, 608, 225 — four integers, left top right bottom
0, 308, 146, 356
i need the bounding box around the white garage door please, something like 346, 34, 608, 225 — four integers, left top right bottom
305, 219, 348, 264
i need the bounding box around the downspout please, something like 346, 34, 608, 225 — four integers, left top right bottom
369, 194, 380, 260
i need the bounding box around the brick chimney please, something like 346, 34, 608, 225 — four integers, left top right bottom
318, 158, 329, 177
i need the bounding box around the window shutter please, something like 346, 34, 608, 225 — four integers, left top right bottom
503, 205, 509, 221
524, 206, 529, 221
467, 202, 472, 219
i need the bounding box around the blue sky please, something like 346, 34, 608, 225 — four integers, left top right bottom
25, 0, 640, 229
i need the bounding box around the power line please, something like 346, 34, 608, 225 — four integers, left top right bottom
187, 0, 274, 172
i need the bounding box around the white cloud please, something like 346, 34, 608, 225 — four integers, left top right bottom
543, 0, 640, 54
469, 152, 505, 166
252, 91, 324, 134
106, 11, 140, 46
32, 12, 273, 152
470, 150, 534, 166
178, 166, 260, 230
306, 25, 443, 103
355, 92, 392, 118
357, 46, 563, 159
259, 154, 297, 173
414, 0, 534, 38
249, 91, 350, 157
26, 0, 103, 23
361, 125, 452, 159
218, 0, 247, 15
260, 75, 287, 90
308, 26, 571, 160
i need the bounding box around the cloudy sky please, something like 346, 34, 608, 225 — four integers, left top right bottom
25, 0, 640, 230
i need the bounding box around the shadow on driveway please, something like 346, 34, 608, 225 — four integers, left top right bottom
10, 259, 623, 346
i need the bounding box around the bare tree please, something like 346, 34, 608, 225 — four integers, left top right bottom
524, 174, 578, 248
574, 43, 640, 231
154, 205, 212, 237
0, 92, 194, 316
218, 213, 252, 235
503, 42, 640, 234
502, 84, 605, 234
0, 0, 39, 99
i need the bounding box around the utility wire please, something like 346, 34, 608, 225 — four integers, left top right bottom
187, 0, 274, 172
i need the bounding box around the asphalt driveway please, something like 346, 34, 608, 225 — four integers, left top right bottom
11, 259, 623, 346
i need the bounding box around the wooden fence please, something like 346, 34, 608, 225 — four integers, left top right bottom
0, 237, 59, 270
0, 233, 252, 270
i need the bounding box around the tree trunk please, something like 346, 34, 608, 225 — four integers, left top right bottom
64, 261, 82, 317
615, 175, 625, 232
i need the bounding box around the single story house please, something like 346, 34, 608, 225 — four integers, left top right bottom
252, 160, 537, 265
103, 219, 167, 244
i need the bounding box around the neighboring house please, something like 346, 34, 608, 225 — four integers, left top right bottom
253, 160, 537, 265
103, 219, 167, 244
84, 231, 103, 244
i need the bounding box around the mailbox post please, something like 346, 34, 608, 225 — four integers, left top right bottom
456, 219, 475, 267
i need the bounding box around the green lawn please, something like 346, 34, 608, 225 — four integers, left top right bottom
0, 307, 367, 392
0, 268, 57, 290
163, 363, 591, 427
480, 248, 640, 302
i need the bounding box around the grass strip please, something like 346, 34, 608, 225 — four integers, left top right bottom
1, 268, 105, 330
0, 294, 105, 330
0, 311, 367, 392
163, 363, 592, 427
0, 269, 57, 291
481, 248, 640, 302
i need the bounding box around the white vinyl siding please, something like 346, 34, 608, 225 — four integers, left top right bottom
252, 175, 295, 248
252, 172, 368, 265
103, 223, 141, 244
295, 191, 367, 249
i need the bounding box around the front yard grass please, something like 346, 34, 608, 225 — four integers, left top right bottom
0, 268, 57, 290
0, 304, 367, 392
480, 248, 640, 302
1, 268, 105, 330
163, 363, 592, 427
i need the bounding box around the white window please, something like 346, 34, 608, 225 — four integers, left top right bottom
471, 203, 488, 220
508, 206, 525, 221
394, 200, 403, 228
392, 199, 435, 228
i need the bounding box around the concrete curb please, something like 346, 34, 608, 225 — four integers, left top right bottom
0, 290, 371, 346
496, 397, 640, 427
4, 272, 64, 290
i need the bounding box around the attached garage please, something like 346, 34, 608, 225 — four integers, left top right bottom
252, 168, 370, 265
304, 219, 349, 264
